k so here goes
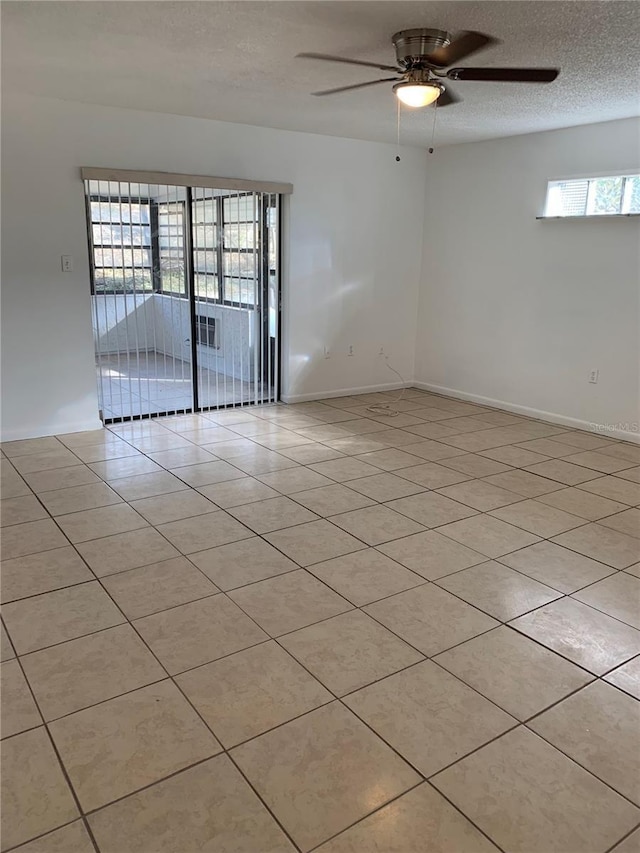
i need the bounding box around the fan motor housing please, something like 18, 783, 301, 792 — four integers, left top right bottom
392, 29, 450, 67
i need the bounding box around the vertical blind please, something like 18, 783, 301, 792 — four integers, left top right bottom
83, 169, 288, 423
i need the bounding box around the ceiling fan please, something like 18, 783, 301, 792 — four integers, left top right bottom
297, 29, 559, 107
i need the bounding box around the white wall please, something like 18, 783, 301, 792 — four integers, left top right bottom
92, 294, 256, 382
415, 118, 640, 441
92, 294, 155, 355
0, 93, 425, 440
5, 94, 635, 443
153, 295, 257, 382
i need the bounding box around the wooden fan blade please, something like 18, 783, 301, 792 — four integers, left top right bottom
427, 31, 497, 67
448, 67, 560, 82
297, 52, 401, 73
311, 77, 400, 96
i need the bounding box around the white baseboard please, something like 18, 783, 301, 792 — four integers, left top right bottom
413, 382, 640, 445
0, 418, 104, 443
281, 381, 407, 404
5, 386, 637, 447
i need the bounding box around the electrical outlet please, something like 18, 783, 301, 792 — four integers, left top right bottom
323, 346, 331, 359
348, 345, 355, 357
588, 369, 599, 384
61, 255, 74, 272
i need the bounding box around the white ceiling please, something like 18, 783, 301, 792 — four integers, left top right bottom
2, 1, 639, 147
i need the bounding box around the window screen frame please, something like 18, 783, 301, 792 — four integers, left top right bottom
156, 199, 188, 298
88, 194, 158, 294
87, 190, 276, 309
191, 191, 270, 311
541, 173, 640, 219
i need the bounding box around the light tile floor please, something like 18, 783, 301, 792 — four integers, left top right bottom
1, 387, 639, 853
97, 352, 273, 419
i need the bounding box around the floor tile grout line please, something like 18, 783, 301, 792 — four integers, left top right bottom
306, 775, 512, 853
603, 821, 640, 853
487, 534, 639, 577
360, 585, 640, 689
422, 706, 640, 817
0, 613, 17, 660
599, 651, 640, 698
1, 576, 105, 608
491, 554, 620, 597
56, 542, 308, 848
0, 674, 174, 734
0, 818, 94, 853
432, 520, 638, 574
338, 677, 527, 822
5, 480, 638, 650
2, 402, 636, 852
595, 505, 640, 529
33, 470, 356, 853
10, 572, 502, 695
14, 502, 308, 852
8, 452, 361, 611
2, 406, 633, 462
553, 590, 640, 633
485, 505, 594, 535
565, 582, 640, 627
134, 629, 305, 853
430, 650, 598, 725
197, 697, 340, 755
5, 647, 102, 853
519, 672, 633, 727
506, 618, 640, 678
389, 531, 626, 600
270, 477, 577, 549
376, 494, 580, 538
4, 488, 637, 645
423, 779, 512, 853
435, 430, 634, 457
428, 573, 568, 624
6, 422, 634, 502
171, 573, 564, 848
17, 454, 634, 510
519, 718, 640, 811
249, 684, 484, 849
302, 564, 429, 607
4, 596, 635, 744
0, 721, 43, 742
302, 781, 431, 853
76, 755, 231, 816
223, 752, 306, 853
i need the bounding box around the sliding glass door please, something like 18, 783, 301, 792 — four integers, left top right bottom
87, 181, 193, 421
191, 188, 279, 409
84, 177, 281, 423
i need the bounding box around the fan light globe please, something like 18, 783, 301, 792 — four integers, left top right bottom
394, 83, 441, 107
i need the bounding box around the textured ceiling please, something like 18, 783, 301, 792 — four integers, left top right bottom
2, 1, 639, 147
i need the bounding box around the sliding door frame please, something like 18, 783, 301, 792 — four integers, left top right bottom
83, 169, 290, 423
184, 186, 200, 413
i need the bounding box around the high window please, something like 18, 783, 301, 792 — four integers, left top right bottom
544, 174, 640, 218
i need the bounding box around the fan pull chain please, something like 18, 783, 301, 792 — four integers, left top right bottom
428, 102, 438, 154
395, 99, 401, 162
